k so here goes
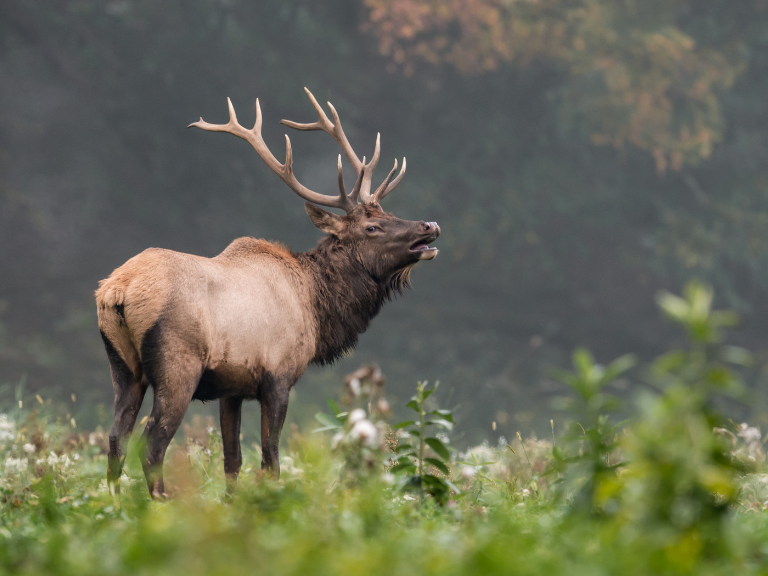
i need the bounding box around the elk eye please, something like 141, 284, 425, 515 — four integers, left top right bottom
366, 226, 380, 233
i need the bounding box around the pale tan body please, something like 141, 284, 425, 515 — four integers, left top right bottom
97, 238, 315, 386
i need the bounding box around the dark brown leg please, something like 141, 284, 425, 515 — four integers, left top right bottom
103, 333, 147, 495
260, 380, 291, 477
141, 360, 202, 499
220, 396, 243, 495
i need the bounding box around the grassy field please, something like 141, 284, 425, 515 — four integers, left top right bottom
3, 282, 768, 576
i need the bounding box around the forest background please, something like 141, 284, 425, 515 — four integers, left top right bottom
2, 0, 768, 444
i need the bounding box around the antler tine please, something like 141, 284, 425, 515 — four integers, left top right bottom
325, 100, 363, 172
350, 159, 366, 203
336, 154, 348, 199
372, 158, 399, 201
189, 98, 356, 213
358, 133, 381, 204
374, 157, 407, 202
280, 88, 362, 173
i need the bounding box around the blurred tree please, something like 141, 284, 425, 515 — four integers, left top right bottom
364, 0, 742, 172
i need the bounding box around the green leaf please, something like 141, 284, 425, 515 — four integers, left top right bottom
405, 400, 419, 412
390, 462, 416, 474
601, 354, 636, 384
327, 398, 341, 416
392, 421, 415, 430
394, 444, 415, 453
719, 345, 752, 367
314, 412, 341, 429
427, 418, 454, 430
572, 348, 595, 380
425, 437, 450, 460
424, 457, 449, 475
430, 410, 455, 423
656, 290, 690, 322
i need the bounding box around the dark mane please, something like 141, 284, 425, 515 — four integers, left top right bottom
298, 235, 411, 366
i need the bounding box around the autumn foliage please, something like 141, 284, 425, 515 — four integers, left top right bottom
364, 0, 742, 171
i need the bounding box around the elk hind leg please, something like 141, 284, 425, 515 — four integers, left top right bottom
141, 356, 202, 499
103, 333, 146, 495
220, 396, 243, 495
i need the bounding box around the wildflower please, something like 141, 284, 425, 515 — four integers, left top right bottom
23, 443, 35, 454
0, 415, 14, 443
738, 423, 761, 445
47, 452, 59, 467
280, 455, 304, 478
381, 472, 395, 485
348, 408, 367, 425
331, 431, 345, 450
350, 419, 378, 448
4, 457, 28, 473
377, 397, 391, 416
461, 465, 477, 480
348, 378, 362, 398
521, 488, 531, 498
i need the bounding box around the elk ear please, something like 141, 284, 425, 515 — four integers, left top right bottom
305, 202, 345, 235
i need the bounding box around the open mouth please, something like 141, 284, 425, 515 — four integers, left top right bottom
409, 238, 439, 261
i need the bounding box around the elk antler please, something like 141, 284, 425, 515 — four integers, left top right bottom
189, 98, 357, 212
280, 88, 406, 204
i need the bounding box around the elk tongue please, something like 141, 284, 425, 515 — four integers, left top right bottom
411, 243, 429, 251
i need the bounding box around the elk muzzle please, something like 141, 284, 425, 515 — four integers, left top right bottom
410, 221, 440, 261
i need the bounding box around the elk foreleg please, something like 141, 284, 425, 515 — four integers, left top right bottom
141, 360, 201, 499
219, 396, 243, 495
260, 380, 291, 478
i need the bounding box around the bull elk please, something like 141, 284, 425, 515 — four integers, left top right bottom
95, 88, 440, 498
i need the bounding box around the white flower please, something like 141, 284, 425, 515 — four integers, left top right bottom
4, 457, 28, 473
349, 419, 378, 448
331, 431, 345, 450
0, 415, 14, 443
381, 472, 396, 485
348, 409, 367, 425
521, 488, 531, 498
47, 452, 59, 466
738, 423, 762, 445
348, 378, 362, 398
23, 443, 36, 454
279, 455, 304, 478
461, 465, 477, 480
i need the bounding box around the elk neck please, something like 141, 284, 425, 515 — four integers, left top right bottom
298, 236, 394, 366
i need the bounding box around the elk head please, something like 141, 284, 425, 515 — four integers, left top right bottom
188, 88, 440, 286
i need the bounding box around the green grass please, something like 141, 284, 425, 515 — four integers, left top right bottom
3, 281, 768, 575
0, 401, 767, 576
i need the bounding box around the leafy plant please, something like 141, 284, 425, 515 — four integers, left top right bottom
547, 348, 636, 514
390, 381, 458, 506
618, 281, 753, 562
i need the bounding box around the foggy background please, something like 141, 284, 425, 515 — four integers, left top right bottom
3, 0, 768, 445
